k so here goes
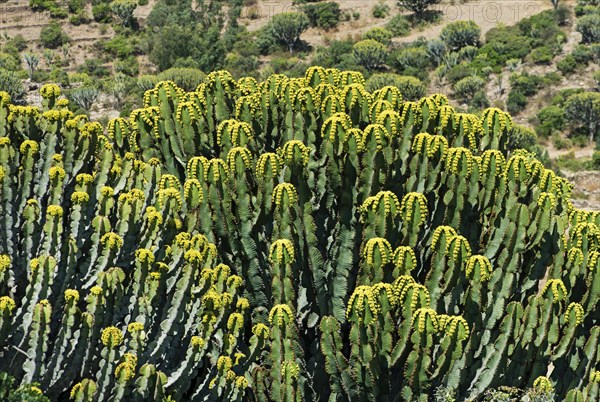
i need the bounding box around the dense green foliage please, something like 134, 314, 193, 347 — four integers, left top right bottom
0, 68, 599, 401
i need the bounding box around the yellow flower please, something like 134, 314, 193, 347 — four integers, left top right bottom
101, 326, 123, 347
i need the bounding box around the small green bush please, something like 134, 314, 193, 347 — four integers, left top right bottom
593, 70, 600, 89
444, 62, 475, 85
67, 0, 85, 13
440, 20, 480, 51
365, 73, 426, 100
0, 372, 50, 402
77, 58, 109, 78
363, 27, 393, 46
530, 46, 554, 64
507, 124, 537, 151
302, 2, 341, 30
576, 14, 600, 43
536, 106, 566, 137
92, 3, 112, 23
507, 90, 528, 114
385, 14, 411, 37
395, 46, 430, 72
453, 75, 485, 102
0, 69, 25, 105
552, 135, 572, 150
156, 67, 206, 91
353, 39, 388, 70
372, 2, 390, 18
557, 55, 577, 75
40, 22, 70, 49
592, 151, 600, 169
571, 44, 593, 63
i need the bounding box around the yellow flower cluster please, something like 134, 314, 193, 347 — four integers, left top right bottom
269, 304, 294, 327
532, 376, 553, 392
70, 379, 96, 399
127, 322, 144, 333
465, 255, 493, 282
56, 98, 69, 108
446, 235, 472, 262
101, 326, 124, 347
145, 206, 163, 226
217, 356, 233, 372
184, 249, 203, 265
76, 173, 94, 186
204, 158, 228, 184
537, 192, 557, 210
321, 112, 352, 142
114, 362, 135, 381
411, 308, 438, 334
446, 147, 474, 177
272, 182, 298, 207
269, 239, 295, 265
64, 289, 79, 303
20, 140, 40, 155
42, 109, 72, 121
371, 283, 397, 307
363, 237, 393, 268
135, 248, 155, 265
227, 313, 244, 332
216, 119, 254, 147
227, 147, 253, 172
191, 335, 205, 348
281, 360, 300, 379
183, 179, 203, 205
101, 232, 123, 251
40, 83, 61, 98
46, 205, 64, 218
49, 166, 66, 181
565, 302, 584, 326
346, 286, 379, 321
441, 315, 470, 341
398, 283, 430, 312
90, 286, 103, 296
362, 124, 389, 151
400, 192, 428, 226
0, 296, 16, 313
541, 279, 568, 303
281, 140, 311, 166
71, 191, 90, 204
256, 152, 281, 178
431, 226, 458, 250
252, 323, 269, 338
0, 255, 10, 272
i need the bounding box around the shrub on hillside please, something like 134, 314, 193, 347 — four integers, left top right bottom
576, 14, 600, 43
372, 1, 390, 18
40, 22, 69, 49
363, 27, 393, 46
0, 69, 25, 105
303, 2, 341, 30
536, 105, 566, 137
92, 2, 112, 23
440, 20, 481, 51
385, 14, 411, 37
557, 54, 577, 75
364, 73, 426, 100
453, 75, 485, 102
394, 46, 430, 73
156, 67, 206, 92
507, 124, 538, 152
564, 91, 600, 143
530, 46, 555, 64
353, 39, 388, 70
